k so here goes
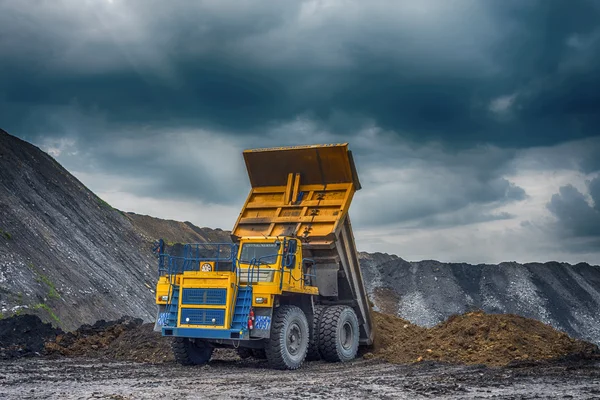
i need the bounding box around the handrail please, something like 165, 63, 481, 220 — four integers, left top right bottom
158, 242, 237, 275
228, 258, 241, 328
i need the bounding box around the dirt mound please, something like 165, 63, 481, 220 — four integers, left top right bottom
45, 316, 142, 358
44, 316, 174, 363
8, 309, 594, 367
102, 323, 174, 363
126, 212, 232, 244
0, 314, 63, 359
369, 310, 599, 366
44, 318, 243, 363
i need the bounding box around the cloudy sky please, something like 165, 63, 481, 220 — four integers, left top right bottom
2, 0, 600, 264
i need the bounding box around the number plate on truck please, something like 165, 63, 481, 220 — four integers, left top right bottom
157, 312, 169, 326
254, 316, 271, 330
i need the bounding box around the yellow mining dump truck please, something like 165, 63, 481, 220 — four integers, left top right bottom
154, 143, 373, 370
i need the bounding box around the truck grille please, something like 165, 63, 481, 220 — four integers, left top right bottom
181, 288, 227, 305
180, 308, 225, 326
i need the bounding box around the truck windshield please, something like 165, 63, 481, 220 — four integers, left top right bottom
239, 243, 278, 265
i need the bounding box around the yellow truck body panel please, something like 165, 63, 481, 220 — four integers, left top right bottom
233, 143, 373, 345
233, 143, 361, 242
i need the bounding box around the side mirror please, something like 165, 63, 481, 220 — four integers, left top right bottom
286, 254, 296, 268
288, 240, 297, 254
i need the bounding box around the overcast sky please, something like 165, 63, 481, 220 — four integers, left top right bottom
2, 0, 600, 264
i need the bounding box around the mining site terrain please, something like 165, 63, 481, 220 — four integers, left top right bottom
1, 312, 599, 399
3, 356, 600, 400
1, 128, 600, 398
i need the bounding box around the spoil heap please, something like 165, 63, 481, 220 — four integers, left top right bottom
0, 314, 63, 359
45, 316, 174, 363
369, 310, 599, 366
3, 310, 597, 367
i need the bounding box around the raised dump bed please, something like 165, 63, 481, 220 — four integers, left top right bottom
233, 143, 373, 344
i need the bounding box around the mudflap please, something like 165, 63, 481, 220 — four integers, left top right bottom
250, 307, 273, 339
154, 305, 167, 332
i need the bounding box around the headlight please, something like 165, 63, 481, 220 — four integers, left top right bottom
201, 263, 213, 272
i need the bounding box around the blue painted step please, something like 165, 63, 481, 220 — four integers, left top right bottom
165, 286, 180, 327
230, 286, 253, 331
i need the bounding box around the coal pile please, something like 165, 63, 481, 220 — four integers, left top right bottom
368, 310, 599, 366
0, 314, 63, 359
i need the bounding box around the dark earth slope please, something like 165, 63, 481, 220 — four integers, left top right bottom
360, 253, 600, 346
125, 212, 231, 244
0, 129, 157, 330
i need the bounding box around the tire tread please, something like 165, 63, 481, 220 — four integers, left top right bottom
306, 305, 326, 361
265, 305, 308, 370
172, 337, 213, 365
318, 305, 359, 362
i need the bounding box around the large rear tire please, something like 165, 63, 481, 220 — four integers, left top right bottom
172, 337, 213, 365
306, 305, 326, 361
265, 305, 309, 370
318, 305, 359, 362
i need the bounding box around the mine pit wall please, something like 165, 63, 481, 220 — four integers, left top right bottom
359, 253, 600, 346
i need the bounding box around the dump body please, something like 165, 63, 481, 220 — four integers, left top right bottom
233, 143, 373, 345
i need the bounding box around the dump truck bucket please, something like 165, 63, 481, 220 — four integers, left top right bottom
233, 143, 361, 241
242, 143, 361, 190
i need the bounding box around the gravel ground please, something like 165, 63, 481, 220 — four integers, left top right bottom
1, 357, 599, 399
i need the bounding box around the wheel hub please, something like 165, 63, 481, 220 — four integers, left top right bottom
287, 322, 303, 356
341, 321, 353, 350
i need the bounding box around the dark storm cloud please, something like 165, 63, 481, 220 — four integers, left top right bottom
547, 176, 600, 238
8, 0, 600, 245
1, 0, 600, 149
590, 178, 600, 212
407, 211, 515, 230
354, 173, 526, 228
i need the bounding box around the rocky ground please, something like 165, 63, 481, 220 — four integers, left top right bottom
2, 356, 600, 399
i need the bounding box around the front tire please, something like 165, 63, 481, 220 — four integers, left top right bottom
265, 305, 309, 370
318, 306, 359, 362
172, 338, 213, 365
